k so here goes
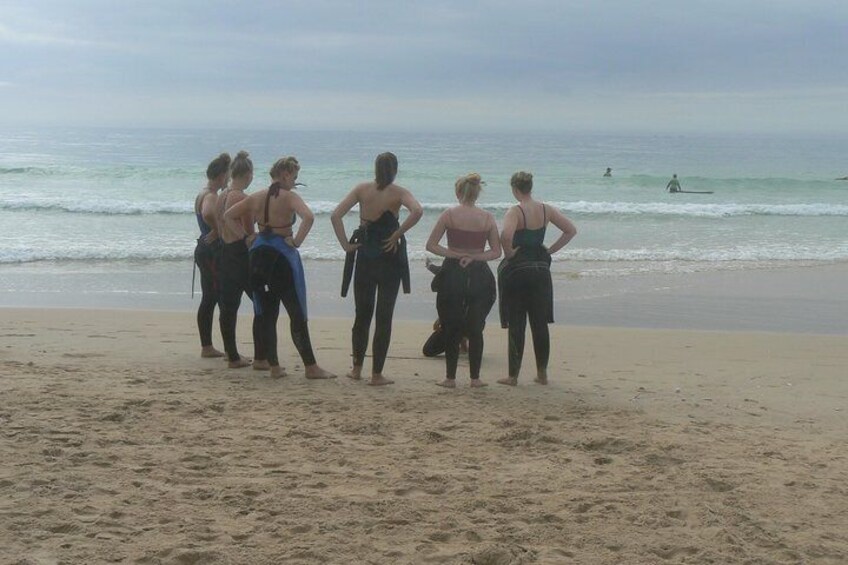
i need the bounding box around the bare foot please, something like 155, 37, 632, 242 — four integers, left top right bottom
496, 377, 518, 386
228, 358, 252, 369
436, 379, 456, 388
346, 365, 363, 381
253, 359, 270, 371
367, 374, 394, 386
305, 365, 337, 379
201, 346, 225, 358
470, 379, 488, 388
534, 377, 549, 385
270, 365, 287, 379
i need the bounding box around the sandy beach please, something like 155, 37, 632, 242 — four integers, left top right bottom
1, 307, 846, 564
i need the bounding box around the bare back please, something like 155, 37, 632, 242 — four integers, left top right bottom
445, 204, 492, 233
255, 188, 297, 237
514, 198, 548, 230
356, 181, 406, 222
216, 189, 252, 243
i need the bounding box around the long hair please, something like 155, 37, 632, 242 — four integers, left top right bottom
374, 152, 398, 190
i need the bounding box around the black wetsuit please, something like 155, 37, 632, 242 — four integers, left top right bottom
248, 187, 315, 368
217, 190, 265, 363
435, 258, 496, 380
342, 211, 410, 374
194, 211, 219, 348
498, 205, 553, 378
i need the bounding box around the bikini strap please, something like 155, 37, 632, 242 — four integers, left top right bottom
542, 203, 547, 224
262, 188, 271, 226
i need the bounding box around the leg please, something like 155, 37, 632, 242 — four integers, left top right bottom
465, 288, 492, 386
228, 245, 267, 369
250, 248, 284, 377
219, 267, 249, 367
349, 261, 377, 380
498, 278, 528, 386
435, 266, 464, 387
369, 268, 400, 385
527, 273, 552, 384
258, 287, 283, 377
276, 272, 336, 379
195, 247, 223, 356
422, 326, 446, 357
467, 265, 495, 387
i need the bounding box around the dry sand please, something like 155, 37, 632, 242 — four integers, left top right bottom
1, 308, 846, 564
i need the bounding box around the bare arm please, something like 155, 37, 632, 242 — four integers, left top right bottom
200, 193, 219, 242
289, 193, 314, 248
546, 204, 577, 255
383, 188, 424, 253
223, 191, 253, 240
500, 207, 519, 259
330, 187, 361, 252
223, 192, 256, 226
472, 214, 502, 262
425, 212, 458, 259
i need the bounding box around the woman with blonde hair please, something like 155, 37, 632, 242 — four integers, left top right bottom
331, 152, 423, 386
425, 173, 501, 388
193, 152, 229, 358
225, 156, 334, 380
497, 171, 577, 386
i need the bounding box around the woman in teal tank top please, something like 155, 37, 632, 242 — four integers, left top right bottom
497, 171, 577, 387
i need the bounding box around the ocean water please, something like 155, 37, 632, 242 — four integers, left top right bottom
1, 127, 846, 288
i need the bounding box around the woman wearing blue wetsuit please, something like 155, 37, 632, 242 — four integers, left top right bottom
331, 152, 423, 386
193, 152, 230, 358
497, 171, 577, 386
426, 173, 501, 388
224, 156, 334, 380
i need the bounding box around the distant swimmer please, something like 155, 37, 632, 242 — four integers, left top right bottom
666, 174, 681, 193
603, 167, 612, 177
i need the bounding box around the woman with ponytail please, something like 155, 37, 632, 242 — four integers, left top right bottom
225, 156, 334, 380
425, 173, 501, 388
330, 152, 423, 386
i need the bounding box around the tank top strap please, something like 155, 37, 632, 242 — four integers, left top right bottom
517, 204, 527, 228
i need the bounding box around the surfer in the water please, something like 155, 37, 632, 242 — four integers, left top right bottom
666, 174, 681, 193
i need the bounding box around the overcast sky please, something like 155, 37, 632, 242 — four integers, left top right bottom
1, 0, 846, 133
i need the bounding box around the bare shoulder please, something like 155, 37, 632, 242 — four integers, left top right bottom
287, 190, 306, 205
352, 181, 372, 194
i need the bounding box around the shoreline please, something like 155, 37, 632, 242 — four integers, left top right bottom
1, 259, 846, 334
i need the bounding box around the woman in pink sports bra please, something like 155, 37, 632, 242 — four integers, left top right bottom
425, 173, 502, 388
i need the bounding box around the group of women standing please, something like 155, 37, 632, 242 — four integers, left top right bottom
193, 151, 577, 388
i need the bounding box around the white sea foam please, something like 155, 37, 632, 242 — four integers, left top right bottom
3, 244, 846, 265
3, 198, 847, 218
